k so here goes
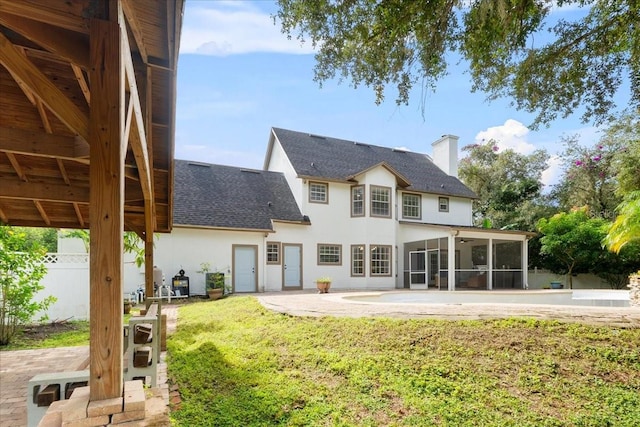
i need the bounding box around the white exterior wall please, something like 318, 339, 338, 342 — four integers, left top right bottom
267, 166, 399, 291
399, 193, 473, 226
150, 227, 264, 296
265, 137, 303, 207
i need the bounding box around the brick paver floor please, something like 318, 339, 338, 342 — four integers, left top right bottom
0, 305, 178, 427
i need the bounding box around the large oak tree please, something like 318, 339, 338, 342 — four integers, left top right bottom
275, 0, 638, 128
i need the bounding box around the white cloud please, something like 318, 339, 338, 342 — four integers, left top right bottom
474, 119, 536, 154
180, 1, 315, 56
540, 154, 563, 188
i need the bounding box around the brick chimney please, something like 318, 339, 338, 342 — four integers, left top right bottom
431, 134, 459, 177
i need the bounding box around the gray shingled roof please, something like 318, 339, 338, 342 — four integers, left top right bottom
272, 128, 477, 199
173, 160, 305, 230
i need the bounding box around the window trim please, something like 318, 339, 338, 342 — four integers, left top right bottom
402, 193, 422, 219
266, 241, 281, 265
351, 185, 365, 217
351, 244, 365, 277
370, 244, 392, 277
309, 181, 329, 204
370, 185, 392, 218
439, 197, 449, 212
317, 243, 342, 266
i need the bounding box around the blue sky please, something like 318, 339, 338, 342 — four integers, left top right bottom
175, 0, 617, 188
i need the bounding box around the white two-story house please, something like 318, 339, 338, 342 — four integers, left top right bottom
146, 127, 531, 295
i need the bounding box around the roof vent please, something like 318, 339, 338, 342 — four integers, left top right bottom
309, 134, 326, 139
240, 169, 260, 174
187, 162, 211, 168
354, 141, 369, 147
392, 147, 407, 153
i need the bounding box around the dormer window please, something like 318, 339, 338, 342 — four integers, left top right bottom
309, 182, 328, 203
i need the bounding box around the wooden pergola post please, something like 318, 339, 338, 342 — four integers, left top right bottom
88, 16, 124, 400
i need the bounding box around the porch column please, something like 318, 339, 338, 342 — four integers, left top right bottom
88, 16, 124, 400
448, 234, 455, 291
522, 238, 529, 289
487, 238, 493, 290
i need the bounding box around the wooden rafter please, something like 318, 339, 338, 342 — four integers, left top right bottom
71, 64, 90, 104
0, 1, 90, 34
33, 200, 51, 226
6, 153, 27, 181
73, 202, 85, 227
0, 32, 89, 140
0, 205, 8, 224
57, 158, 70, 185
0, 13, 89, 68
121, 0, 148, 63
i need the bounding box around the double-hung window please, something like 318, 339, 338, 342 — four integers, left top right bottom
402, 193, 421, 219
370, 186, 391, 217
318, 244, 341, 265
439, 197, 449, 212
351, 245, 365, 276
351, 185, 364, 216
309, 182, 328, 203
266, 242, 280, 264
370, 245, 392, 276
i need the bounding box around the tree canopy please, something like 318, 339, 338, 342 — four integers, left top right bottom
458, 140, 551, 230
275, 0, 638, 128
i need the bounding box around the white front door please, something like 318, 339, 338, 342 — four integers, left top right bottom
282, 244, 302, 290
233, 245, 257, 293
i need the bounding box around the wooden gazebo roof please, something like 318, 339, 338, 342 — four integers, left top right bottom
0, 0, 183, 233
0, 0, 185, 403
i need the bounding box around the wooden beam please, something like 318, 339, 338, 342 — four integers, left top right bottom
0, 180, 89, 203
119, 8, 152, 207
88, 16, 124, 401
0, 13, 90, 68
121, 0, 148, 63
5, 153, 28, 181
118, 7, 156, 234
0, 32, 89, 140
0, 126, 79, 158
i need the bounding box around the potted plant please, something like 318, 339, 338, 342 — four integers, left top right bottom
315, 276, 332, 294
550, 280, 564, 289
198, 262, 224, 300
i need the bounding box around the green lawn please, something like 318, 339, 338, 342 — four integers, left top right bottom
167, 297, 640, 426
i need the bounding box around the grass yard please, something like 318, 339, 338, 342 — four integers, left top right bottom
0, 320, 90, 350
168, 297, 640, 427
